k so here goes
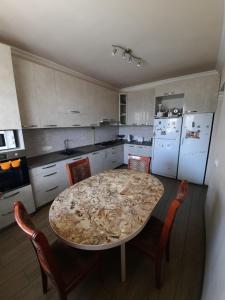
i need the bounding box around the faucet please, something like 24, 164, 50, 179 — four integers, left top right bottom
64, 139, 70, 151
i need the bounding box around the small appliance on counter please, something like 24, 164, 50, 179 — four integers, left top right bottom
117, 135, 125, 140
127, 134, 133, 142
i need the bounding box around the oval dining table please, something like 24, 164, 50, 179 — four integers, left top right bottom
49, 169, 164, 282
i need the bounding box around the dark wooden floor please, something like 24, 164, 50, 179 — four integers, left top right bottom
0, 176, 207, 300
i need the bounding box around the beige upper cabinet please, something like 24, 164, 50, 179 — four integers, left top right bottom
13, 57, 40, 128
55, 71, 89, 127
155, 74, 219, 113
183, 75, 219, 113
33, 64, 58, 128
0, 44, 21, 129
127, 88, 155, 125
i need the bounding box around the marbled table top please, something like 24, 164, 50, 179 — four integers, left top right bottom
49, 169, 164, 250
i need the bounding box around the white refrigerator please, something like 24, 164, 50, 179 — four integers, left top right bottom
178, 113, 213, 184
152, 118, 182, 178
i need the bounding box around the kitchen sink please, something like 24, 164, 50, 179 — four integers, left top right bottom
60, 149, 84, 156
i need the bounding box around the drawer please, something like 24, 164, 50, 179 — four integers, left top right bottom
30, 162, 61, 177
0, 185, 35, 229
34, 184, 65, 208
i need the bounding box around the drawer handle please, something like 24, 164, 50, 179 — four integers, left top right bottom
71, 110, 80, 114
92, 152, 98, 155
2, 191, 20, 200
22, 125, 38, 128
46, 186, 59, 192
112, 161, 117, 163
42, 164, 56, 169
129, 146, 134, 148
43, 172, 57, 177
72, 124, 81, 127
2, 211, 13, 216
45, 125, 57, 127
73, 157, 82, 161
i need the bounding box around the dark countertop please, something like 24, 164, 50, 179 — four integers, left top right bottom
27, 140, 152, 169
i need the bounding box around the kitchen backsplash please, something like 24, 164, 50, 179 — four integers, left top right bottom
23, 126, 118, 157
119, 126, 153, 141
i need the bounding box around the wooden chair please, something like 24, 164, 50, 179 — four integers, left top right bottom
66, 157, 91, 186
14, 201, 100, 300
128, 155, 151, 174
176, 180, 188, 203
130, 199, 181, 288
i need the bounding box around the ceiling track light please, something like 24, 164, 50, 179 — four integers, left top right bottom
112, 45, 144, 67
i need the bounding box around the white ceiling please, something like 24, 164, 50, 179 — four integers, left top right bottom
0, 0, 224, 88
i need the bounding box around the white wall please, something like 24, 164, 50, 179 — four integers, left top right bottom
23, 126, 118, 157
201, 91, 225, 299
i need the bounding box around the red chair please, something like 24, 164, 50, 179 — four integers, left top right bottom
130, 199, 181, 288
66, 157, 91, 186
14, 201, 100, 300
128, 155, 151, 174
176, 180, 188, 203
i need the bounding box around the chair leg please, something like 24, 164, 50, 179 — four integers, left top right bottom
166, 238, 170, 262
40, 268, 48, 294
155, 259, 162, 289
58, 291, 67, 300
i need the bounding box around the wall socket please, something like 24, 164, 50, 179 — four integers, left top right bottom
42, 146, 53, 152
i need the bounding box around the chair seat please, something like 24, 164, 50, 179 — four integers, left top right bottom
130, 216, 164, 259
51, 240, 100, 292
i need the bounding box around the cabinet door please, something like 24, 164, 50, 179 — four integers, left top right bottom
0, 44, 21, 129
136, 145, 152, 157
127, 89, 155, 125
0, 185, 35, 229
183, 76, 219, 113
13, 57, 41, 128
89, 151, 105, 175
155, 82, 184, 97
124, 144, 138, 164
98, 88, 118, 121
55, 71, 89, 127
33, 64, 58, 128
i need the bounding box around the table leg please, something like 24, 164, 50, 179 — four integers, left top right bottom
120, 243, 126, 282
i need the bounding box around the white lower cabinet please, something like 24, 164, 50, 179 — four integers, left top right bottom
89, 150, 105, 175
0, 185, 35, 229
105, 145, 124, 170
28, 143, 151, 210
29, 161, 68, 208
124, 144, 152, 164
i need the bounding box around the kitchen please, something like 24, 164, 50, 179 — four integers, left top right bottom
0, 1, 224, 299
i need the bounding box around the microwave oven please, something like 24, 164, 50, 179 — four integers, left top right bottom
0, 130, 16, 151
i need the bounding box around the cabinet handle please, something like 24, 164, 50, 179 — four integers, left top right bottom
92, 152, 99, 155
129, 146, 134, 148
2, 211, 13, 216
45, 125, 57, 127
43, 172, 57, 177
42, 164, 56, 169
22, 125, 38, 128
112, 160, 117, 164
46, 186, 59, 192
72, 124, 81, 127
1, 191, 20, 200
73, 157, 82, 161
70, 110, 80, 114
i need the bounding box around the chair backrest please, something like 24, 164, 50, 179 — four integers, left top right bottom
157, 199, 181, 257
14, 201, 65, 290
66, 157, 91, 186
176, 180, 188, 203
128, 155, 151, 174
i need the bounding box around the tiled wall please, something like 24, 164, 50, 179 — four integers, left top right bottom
23, 126, 118, 157
118, 126, 153, 141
